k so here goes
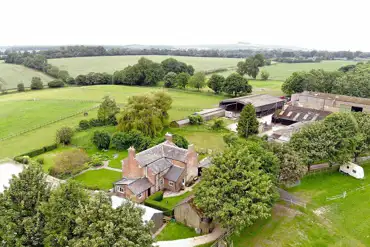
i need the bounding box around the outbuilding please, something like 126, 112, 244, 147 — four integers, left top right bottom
219, 94, 285, 117
339, 163, 364, 179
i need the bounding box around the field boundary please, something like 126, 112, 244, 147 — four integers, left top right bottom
0, 105, 99, 142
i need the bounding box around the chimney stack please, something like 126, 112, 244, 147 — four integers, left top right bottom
165, 132, 173, 143
187, 144, 195, 152
128, 146, 136, 159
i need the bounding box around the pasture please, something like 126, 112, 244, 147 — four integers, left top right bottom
0, 61, 53, 88
49, 55, 242, 77
214, 60, 357, 81
0, 85, 225, 158
233, 162, 370, 246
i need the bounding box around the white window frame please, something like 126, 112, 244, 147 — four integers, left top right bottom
169, 181, 174, 187
116, 186, 124, 193
137, 193, 143, 199
160, 178, 164, 185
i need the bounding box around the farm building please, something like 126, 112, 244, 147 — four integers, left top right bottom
111, 195, 164, 233
174, 195, 214, 234
269, 122, 312, 143
219, 94, 285, 117
198, 157, 212, 176
170, 108, 225, 127
291, 91, 370, 113
272, 105, 332, 125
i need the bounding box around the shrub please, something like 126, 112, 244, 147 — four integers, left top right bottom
163, 72, 177, 88
49, 149, 90, 178
211, 119, 225, 130
88, 153, 109, 167
14, 156, 30, 164
65, 77, 75, 85
188, 115, 204, 125
48, 79, 65, 88
92, 131, 111, 150
260, 70, 270, 80
148, 191, 164, 202
89, 118, 104, 127
36, 157, 44, 164
56, 127, 74, 145
173, 134, 189, 149
79, 120, 90, 130
111, 130, 151, 151
30, 77, 43, 90
144, 199, 173, 216
17, 83, 25, 92
17, 144, 58, 158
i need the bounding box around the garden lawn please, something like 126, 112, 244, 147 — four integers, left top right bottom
108, 150, 128, 169
231, 161, 370, 247
32, 146, 77, 173
49, 55, 242, 77
73, 169, 121, 190
0, 60, 54, 88
155, 222, 199, 241
154, 191, 192, 211
0, 100, 96, 139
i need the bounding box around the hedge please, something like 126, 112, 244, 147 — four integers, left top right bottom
16, 143, 58, 158
148, 191, 164, 202
144, 199, 173, 217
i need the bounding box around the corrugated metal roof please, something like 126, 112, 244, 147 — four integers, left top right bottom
220, 94, 285, 108
276, 106, 331, 122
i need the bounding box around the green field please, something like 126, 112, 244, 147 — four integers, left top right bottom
214, 60, 357, 81
73, 169, 122, 190
155, 222, 199, 241
232, 162, 370, 246
0, 100, 96, 139
0, 61, 54, 88
49, 55, 242, 77
0, 85, 225, 158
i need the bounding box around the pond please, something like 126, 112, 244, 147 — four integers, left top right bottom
0, 161, 24, 193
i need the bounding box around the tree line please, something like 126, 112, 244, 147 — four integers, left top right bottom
282, 62, 370, 98
3, 45, 370, 60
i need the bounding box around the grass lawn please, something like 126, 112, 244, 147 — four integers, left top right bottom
155, 221, 199, 241
0, 60, 54, 88
195, 243, 214, 247
0, 100, 96, 139
49, 55, 242, 77
73, 169, 121, 190
108, 150, 128, 169
154, 191, 193, 211
32, 146, 77, 173
231, 161, 370, 246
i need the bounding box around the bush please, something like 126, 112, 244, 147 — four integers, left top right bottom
188, 115, 204, 125
79, 120, 90, 130
48, 79, 65, 88
17, 144, 58, 158
56, 127, 74, 145
92, 131, 111, 150
14, 156, 30, 164
36, 157, 44, 164
173, 134, 189, 149
49, 149, 90, 178
211, 119, 225, 130
88, 153, 109, 167
89, 118, 105, 127
149, 191, 164, 202
163, 72, 177, 88
111, 130, 151, 151
17, 83, 25, 92
30, 77, 43, 90
260, 70, 270, 80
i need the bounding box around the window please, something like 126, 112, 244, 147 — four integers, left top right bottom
169, 181, 174, 187
116, 186, 124, 193
137, 193, 143, 199
160, 178, 164, 185
351, 106, 363, 112
347, 166, 350, 169
353, 170, 357, 173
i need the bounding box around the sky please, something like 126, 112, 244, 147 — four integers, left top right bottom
1, 0, 370, 51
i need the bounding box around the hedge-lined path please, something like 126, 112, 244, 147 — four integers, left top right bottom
68, 160, 120, 179
156, 224, 225, 247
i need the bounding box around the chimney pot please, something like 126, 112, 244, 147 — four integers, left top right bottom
165, 132, 173, 142
128, 146, 136, 158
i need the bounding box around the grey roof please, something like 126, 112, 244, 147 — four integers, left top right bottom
174, 119, 190, 126
297, 91, 370, 106
164, 165, 185, 182
114, 178, 136, 185
220, 94, 284, 108
195, 108, 225, 116
275, 105, 331, 122
135, 142, 188, 168
199, 157, 212, 168
148, 158, 173, 174
128, 178, 153, 195
271, 122, 313, 143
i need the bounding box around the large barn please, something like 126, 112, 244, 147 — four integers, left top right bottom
219, 94, 285, 117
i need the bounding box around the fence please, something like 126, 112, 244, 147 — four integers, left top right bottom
211, 230, 233, 247
0, 105, 99, 142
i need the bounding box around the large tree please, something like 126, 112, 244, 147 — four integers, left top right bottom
194, 146, 275, 232
281, 71, 312, 95
353, 112, 370, 161
237, 54, 265, 79
0, 163, 50, 246
41, 181, 88, 247
207, 74, 225, 94
117, 92, 172, 137
188, 72, 206, 90
97, 96, 120, 124
223, 73, 251, 96
163, 72, 177, 88
237, 104, 259, 138
69, 192, 153, 247
175, 72, 190, 89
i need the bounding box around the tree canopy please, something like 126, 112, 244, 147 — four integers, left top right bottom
97, 96, 120, 124
188, 72, 206, 90
207, 74, 225, 94
237, 54, 265, 79
237, 104, 259, 138
194, 146, 276, 232
223, 73, 252, 96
